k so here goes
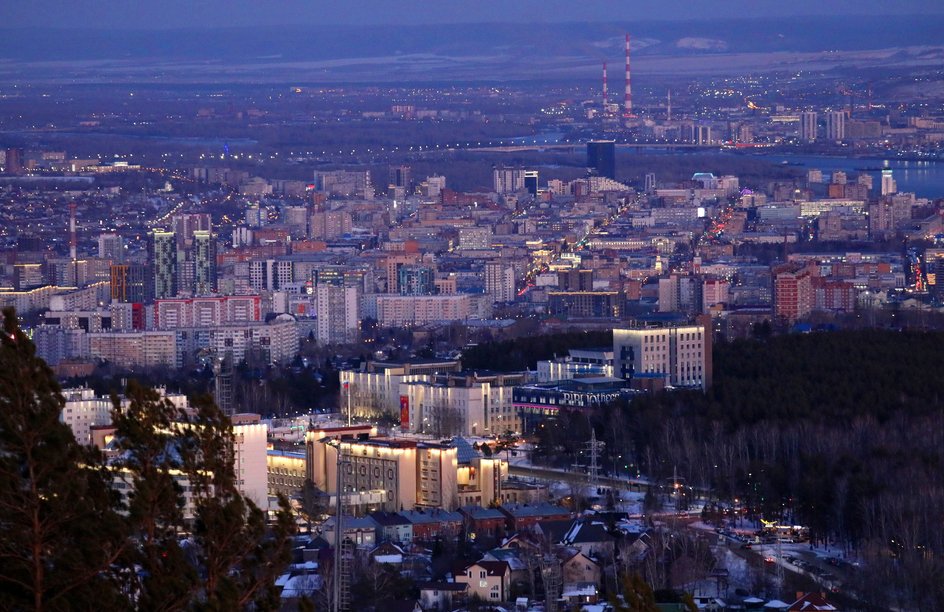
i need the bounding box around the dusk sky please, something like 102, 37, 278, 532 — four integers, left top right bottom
3, 0, 943, 29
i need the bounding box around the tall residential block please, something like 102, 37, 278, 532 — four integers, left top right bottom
148, 230, 177, 299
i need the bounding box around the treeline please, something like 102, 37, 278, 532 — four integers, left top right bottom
461, 329, 613, 371
530, 329, 944, 610
0, 308, 295, 610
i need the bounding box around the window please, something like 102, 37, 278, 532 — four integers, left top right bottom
480, 570, 486, 579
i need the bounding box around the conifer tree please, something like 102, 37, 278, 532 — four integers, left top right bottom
0, 307, 127, 611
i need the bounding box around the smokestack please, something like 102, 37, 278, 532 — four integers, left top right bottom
667, 89, 672, 122
69, 202, 77, 261
602, 61, 608, 113
624, 33, 633, 117
69, 202, 78, 286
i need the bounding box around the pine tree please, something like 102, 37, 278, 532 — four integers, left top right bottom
111, 384, 294, 609
0, 307, 127, 611
110, 380, 199, 609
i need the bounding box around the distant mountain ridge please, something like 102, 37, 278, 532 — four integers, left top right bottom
1, 15, 940, 62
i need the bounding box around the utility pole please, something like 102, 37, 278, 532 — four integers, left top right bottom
326, 438, 351, 612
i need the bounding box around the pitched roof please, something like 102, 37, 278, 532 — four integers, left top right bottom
466, 560, 510, 576
788, 593, 838, 611
460, 505, 505, 520
399, 508, 464, 525
500, 502, 571, 519
370, 511, 412, 527
563, 521, 614, 545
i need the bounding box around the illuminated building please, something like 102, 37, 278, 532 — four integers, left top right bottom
613, 318, 712, 390
148, 230, 177, 299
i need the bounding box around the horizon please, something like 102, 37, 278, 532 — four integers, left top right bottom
2, 0, 943, 30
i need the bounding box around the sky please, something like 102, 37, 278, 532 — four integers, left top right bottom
3, 0, 943, 29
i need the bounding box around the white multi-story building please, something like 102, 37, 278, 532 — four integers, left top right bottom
154, 295, 261, 329
88, 331, 178, 368
613, 321, 711, 389
397, 373, 526, 437
60, 387, 113, 445
376, 294, 472, 326
826, 111, 845, 141
203, 317, 298, 364
314, 284, 360, 344
231, 414, 269, 508
881, 169, 897, 196
484, 262, 516, 303
492, 167, 528, 194
800, 111, 818, 142
249, 260, 294, 291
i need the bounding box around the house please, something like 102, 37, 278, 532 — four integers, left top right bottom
459, 505, 507, 540
482, 547, 532, 590
400, 508, 464, 541
561, 519, 616, 558
320, 515, 378, 547
558, 547, 602, 587
370, 510, 414, 544
298, 535, 331, 564
499, 502, 572, 532
418, 581, 468, 611
561, 582, 599, 605
455, 560, 511, 603
369, 541, 405, 565
276, 561, 322, 604
787, 592, 839, 611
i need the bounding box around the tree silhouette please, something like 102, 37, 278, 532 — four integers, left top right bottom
0, 307, 127, 611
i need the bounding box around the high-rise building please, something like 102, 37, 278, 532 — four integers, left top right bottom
193, 230, 217, 295
800, 111, 818, 142
493, 167, 528, 194
389, 165, 411, 191
485, 262, 516, 303
773, 266, 813, 322
172, 213, 211, 248
314, 284, 360, 344
97, 233, 125, 263
881, 169, 897, 196
826, 111, 845, 141
523, 171, 539, 196
249, 259, 294, 291
586, 140, 616, 180
613, 319, 711, 389
148, 230, 178, 300
398, 265, 435, 296
110, 263, 153, 304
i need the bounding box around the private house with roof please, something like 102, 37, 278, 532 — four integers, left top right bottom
455, 560, 511, 603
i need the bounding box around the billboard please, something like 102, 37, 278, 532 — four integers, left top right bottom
399, 395, 410, 429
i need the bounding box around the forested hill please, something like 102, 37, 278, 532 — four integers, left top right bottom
461, 330, 613, 371
710, 329, 944, 425
465, 328, 944, 424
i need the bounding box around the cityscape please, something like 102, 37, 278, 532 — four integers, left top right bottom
1, 2, 944, 611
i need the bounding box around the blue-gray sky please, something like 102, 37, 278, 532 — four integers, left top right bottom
2, 0, 943, 29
